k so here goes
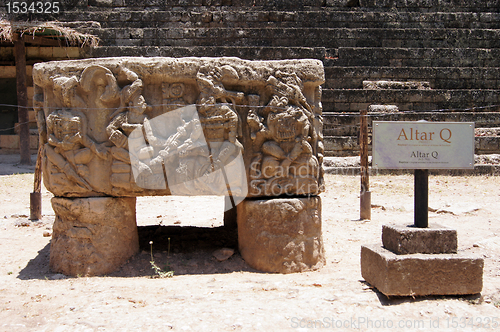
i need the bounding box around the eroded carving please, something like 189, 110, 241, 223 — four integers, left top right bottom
33, 57, 324, 198
33, 57, 325, 276
44, 109, 110, 195
248, 71, 321, 196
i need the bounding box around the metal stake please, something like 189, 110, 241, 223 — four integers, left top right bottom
414, 169, 429, 228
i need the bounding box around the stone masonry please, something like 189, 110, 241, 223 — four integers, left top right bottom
2, 0, 500, 156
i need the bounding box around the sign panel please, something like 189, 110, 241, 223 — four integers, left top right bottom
372, 121, 474, 169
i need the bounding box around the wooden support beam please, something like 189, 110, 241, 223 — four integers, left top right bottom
12, 32, 62, 46
30, 142, 43, 220
14, 37, 31, 165
22, 34, 62, 47
360, 109, 371, 220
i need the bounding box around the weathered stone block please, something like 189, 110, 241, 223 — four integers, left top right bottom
0, 135, 38, 150
50, 197, 139, 276
32, 56, 326, 276
368, 104, 399, 113
382, 224, 457, 255
361, 244, 483, 296
33, 57, 325, 199
237, 196, 325, 273
363, 79, 431, 91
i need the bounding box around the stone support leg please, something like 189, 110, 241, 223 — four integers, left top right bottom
237, 196, 324, 273
50, 197, 139, 276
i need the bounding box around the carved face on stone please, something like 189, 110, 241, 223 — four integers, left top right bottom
49, 110, 83, 150
129, 94, 148, 114
267, 106, 307, 142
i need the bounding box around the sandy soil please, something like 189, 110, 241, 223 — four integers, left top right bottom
0, 154, 499, 331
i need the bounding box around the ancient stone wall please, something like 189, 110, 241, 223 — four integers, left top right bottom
3, 0, 499, 155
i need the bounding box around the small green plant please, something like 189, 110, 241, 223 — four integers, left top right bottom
7, 271, 12, 275
149, 240, 174, 278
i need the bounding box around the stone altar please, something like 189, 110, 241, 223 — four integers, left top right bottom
361, 223, 483, 296
33, 57, 325, 275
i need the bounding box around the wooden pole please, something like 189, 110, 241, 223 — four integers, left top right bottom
360, 109, 371, 220
14, 36, 31, 165
30, 143, 43, 220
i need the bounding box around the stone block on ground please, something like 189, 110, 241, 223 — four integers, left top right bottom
237, 196, 324, 273
50, 197, 139, 276
360, 244, 483, 297
382, 223, 457, 254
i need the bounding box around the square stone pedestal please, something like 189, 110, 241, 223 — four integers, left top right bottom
382, 223, 457, 254
361, 223, 483, 296
361, 244, 483, 296
237, 196, 325, 273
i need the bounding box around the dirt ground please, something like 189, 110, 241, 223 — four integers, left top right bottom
0, 154, 499, 331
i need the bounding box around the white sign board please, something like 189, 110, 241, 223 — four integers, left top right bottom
372, 121, 474, 169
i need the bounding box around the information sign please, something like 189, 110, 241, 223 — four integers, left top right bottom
372, 121, 474, 170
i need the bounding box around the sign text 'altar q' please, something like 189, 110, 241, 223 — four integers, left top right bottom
372, 121, 474, 170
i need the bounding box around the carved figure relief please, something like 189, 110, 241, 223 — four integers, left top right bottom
248, 71, 321, 196
33, 57, 324, 198
33, 58, 326, 278
162, 82, 187, 113
43, 109, 109, 195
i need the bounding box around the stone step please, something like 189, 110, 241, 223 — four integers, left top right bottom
83, 0, 500, 12
323, 111, 500, 128
84, 45, 326, 60
332, 47, 500, 67
324, 164, 500, 176
7, 1, 500, 24
322, 88, 500, 112
88, 27, 341, 48
324, 66, 500, 90
324, 125, 500, 138
54, 9, 500, 29
324, 135, 500, 156
83, 27, 500, 49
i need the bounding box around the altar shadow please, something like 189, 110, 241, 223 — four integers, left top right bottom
18, 225, 258, 280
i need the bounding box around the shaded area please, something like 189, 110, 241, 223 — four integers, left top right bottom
138, 225, 238, 253
359, 280, 483, 306
0, 154, 37, 175
109, 224, 258, 277
18, 225, 257, 280
17, 243, 51, 280
0, 78, 18, 135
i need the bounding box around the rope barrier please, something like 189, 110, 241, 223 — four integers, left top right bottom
2, 102, 500, 112
1, 102, 499, 134
0, 121, 32, 132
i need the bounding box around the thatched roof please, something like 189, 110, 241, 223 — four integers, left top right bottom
0, 20, 99, 47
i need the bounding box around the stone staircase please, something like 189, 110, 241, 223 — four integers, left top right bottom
3, 0, 500, 156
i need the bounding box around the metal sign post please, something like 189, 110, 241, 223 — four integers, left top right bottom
414, 169, 428, 228
372, 121, 474, 228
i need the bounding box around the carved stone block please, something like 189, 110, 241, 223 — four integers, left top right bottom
237, 196, 325, 273
34, 57, 325, 275
33, 57, 325, 200
382, 223, 458, 255
50, 197, 138, 276
361, 244, 483, 296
